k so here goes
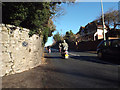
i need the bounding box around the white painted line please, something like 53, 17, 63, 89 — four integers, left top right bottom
69, 53, 80, 56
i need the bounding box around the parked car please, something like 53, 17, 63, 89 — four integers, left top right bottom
97, 39, 120, 60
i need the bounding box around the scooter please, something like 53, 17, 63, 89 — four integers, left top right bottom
61, 49, 69, 59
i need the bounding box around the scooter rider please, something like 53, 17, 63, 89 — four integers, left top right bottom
61, 40, 69, 58
59, 43, 62, 52
61, 40, 68, 51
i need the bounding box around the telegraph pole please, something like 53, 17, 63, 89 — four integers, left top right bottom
101, 0, 106, 41
118, 1, 120, 28
61, 29, 62, 36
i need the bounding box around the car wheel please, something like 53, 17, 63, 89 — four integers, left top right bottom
98, 51, 103, 59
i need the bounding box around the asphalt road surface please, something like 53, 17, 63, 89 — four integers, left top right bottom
2, 51, 120, 88
43, 51, 119, 88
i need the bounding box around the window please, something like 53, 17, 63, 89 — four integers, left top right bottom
111, 40, 120, 47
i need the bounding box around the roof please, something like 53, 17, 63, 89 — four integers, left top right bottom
82, 27, 85, 28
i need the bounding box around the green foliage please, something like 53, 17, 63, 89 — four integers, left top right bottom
53, 32, 62, 42
53, 30, 76, 44
42, 27, 49, 46
96, 10, 119, 28
64, 30, 75, 41
2, 2, 58, 46
2, 2, 76, 46
69, 30, 74, 35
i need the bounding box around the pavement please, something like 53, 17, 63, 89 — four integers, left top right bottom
2, 65, 46, 88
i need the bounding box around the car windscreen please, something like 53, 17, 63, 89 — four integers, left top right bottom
111, 39, 120, 47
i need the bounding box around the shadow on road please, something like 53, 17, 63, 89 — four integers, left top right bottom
70, 56, 120, 65
43, 67, 119, 87
2, 65, 45, 88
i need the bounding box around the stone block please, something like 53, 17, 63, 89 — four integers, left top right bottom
1, 62, 13, 76
3, 43, 10, 47
7, 46, 13, 52
14, 29, 20, 38
10, 39, 16, 44
2, 32, 9, 42
29, 61, 34, 68
2, 46, 7, 52
1, 26, 8, 32
2, 53, 10, 63
1, 69, 6, 76
0, 33, 2, 41
20, 31, 29, 40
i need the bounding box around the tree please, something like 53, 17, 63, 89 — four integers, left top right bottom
2, 1, 76, 46
53, 32, 62, 42
64, 30, 76, 42
2, 2, 59, 45
96, 10, 119, 29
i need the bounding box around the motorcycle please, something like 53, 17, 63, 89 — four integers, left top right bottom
61, 49, 69, 59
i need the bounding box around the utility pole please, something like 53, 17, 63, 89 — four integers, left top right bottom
118, 1, 120, 28
61, 29, 62, 36
101, 0, 106, 41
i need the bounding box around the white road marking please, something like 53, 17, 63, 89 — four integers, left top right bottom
69, 53, 80, 56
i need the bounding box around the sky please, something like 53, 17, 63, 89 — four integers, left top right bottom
45, 1, 119, 47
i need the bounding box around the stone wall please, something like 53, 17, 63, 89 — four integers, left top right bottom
0, 24, 43, 77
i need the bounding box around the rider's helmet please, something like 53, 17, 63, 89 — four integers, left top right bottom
63, 40, 66, 43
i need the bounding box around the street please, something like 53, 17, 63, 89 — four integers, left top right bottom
2, 51, 119, 88
43, 51, 119, 88
2, 1, 120, 89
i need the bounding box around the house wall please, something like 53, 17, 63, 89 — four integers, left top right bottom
97, 29, 103, 39
80, 23, 97, 41
78, 23, 109, 42
0, 24, 43, 77
108, 37, 119, 39
94, 29, 107, 40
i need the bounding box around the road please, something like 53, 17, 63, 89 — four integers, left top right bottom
2, 51, 119, 88
43, 51, 119, 88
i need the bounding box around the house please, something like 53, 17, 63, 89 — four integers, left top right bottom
105, 24, 120, 39
106, 29, 120, 39
94, 25, 107, 40
76, 22, 108, 41
75, 26, 85, 42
